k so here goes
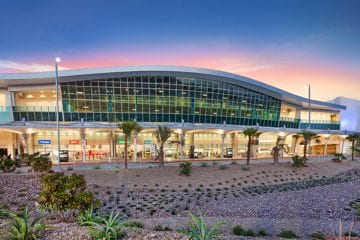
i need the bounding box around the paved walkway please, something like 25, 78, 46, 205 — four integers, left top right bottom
53, 155, 338, 171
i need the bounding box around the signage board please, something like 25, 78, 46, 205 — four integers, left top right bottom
69, 140, 79, 144
38, 139, 51, 144
144, 140, 152, 145
118, 139, 130, 144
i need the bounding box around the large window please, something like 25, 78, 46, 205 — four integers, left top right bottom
60, 75, 282, 126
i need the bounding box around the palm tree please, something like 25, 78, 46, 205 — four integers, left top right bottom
243, 128, 261, 165
346, 133, 360, 161
154, 126, 173, 167
118, 121, 142, 169
298, 130, 319, 165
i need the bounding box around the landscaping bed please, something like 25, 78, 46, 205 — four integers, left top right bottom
1, 161, 360, 239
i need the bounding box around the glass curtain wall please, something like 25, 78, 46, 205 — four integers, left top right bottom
60, 76, 281, 126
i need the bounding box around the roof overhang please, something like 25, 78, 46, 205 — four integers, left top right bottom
0, 65, 346, 111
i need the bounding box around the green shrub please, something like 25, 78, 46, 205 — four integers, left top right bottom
39, 173, 97, 221
200, 162, 208, 167
93, 165, 101, 169
31, 156, 52, 172
332, 153, 347, 162
184, 211, 223, 240
246, 229, 255, 237
241, 165, 250, 171
311, 231, 326, 240
154, 224, 172, 231
123, 220, 144, 228
292, 156, 305, 168
219, 165, 227, 170
232, 225, 256, 236
86, 211, 126, 240
278, 229, 299, 239
0, 157, 17, 172
258, 229, 268, 236
0, 206, 50, 240
232, 225, 246, 235
179, 162, 192, 176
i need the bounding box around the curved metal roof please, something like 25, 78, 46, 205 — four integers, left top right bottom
0, 65, 345, 110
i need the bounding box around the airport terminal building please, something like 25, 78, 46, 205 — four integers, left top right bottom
0, 66, 357, 162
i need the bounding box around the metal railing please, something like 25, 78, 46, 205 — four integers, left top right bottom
4, 105, 341, 130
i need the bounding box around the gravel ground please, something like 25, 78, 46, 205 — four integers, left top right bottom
1, 161, 360, 239
75, 160, 359, 189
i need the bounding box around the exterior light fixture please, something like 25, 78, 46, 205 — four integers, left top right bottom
55, 57, 61, 170
305, 84, 311, 129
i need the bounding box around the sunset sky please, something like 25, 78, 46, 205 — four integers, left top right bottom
0, 0, 359, 101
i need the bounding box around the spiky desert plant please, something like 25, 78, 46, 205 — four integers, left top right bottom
1, 206, 50, 240
185, 211, 223, 240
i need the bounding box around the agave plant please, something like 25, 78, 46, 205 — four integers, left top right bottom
78, 206, 101, 226
1, 206, 50, 240
85, 211, 126, 240
185, 211, 224, 240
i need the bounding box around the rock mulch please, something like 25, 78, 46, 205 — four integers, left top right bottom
1, 161, 360, 239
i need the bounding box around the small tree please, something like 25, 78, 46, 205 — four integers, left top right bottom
243, 128, 261, 165
118, 121, 142, 169
0, 157, 16, 173
154, 126, 173, 167
346, 133, 360, 161
39, 173, 96, 221
298, 130, 319, 165
31, 155, 52, 172
179, 162, 192, 176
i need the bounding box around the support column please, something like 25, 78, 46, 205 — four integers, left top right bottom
109, 131, 115, 162
22, 134, 29, 155
180, 130, 186, 160
291, 135, 298, 155
231, 132, 238, 157
221, 133, 226, 160
189, 132, 195, 158
29, 133, 35, 155
133, 131, 138, 162
80, 134, 86, 163
324, 136, 329, 155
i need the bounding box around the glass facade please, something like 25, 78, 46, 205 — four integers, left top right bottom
60, 75, 281, 126
8, 73, 340, 130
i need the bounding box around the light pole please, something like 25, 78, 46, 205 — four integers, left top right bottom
306, 84, 311, 161
55, 57, 61, 170
306, 84, 311, 129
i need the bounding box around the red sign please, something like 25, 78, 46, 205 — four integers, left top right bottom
69, 140, 79, 144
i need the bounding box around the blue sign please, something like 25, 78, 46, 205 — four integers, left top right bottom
38, 139, 51, 144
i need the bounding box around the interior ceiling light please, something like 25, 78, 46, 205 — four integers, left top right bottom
82, 105, 89, 109
39, 94, 46, 98
26, 94, 34, 98
76, 91, 84, 94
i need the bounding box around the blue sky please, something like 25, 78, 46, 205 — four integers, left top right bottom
0, 0, 359, 100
